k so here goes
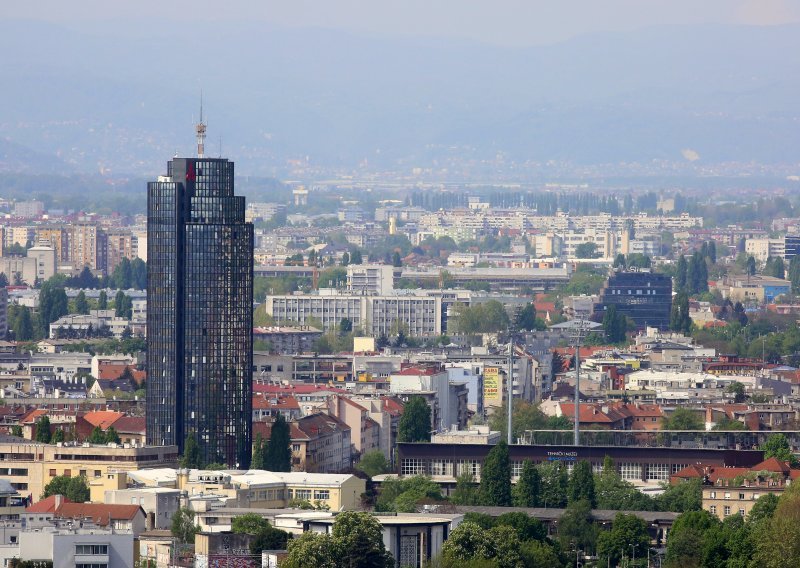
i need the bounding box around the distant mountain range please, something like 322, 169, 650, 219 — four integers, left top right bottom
1, 20, 798, 176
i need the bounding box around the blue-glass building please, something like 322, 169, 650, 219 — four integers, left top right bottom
146, 156, 253, 467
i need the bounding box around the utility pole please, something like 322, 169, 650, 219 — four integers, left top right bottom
507, 329, 514, 445
572, 316, 587, 446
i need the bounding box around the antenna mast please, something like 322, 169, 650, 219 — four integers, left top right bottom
195, 91, 207, 158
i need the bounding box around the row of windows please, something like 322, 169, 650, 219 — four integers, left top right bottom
76, 544, 108, 555
401, 459, 686, 481
709, 505, 745, 517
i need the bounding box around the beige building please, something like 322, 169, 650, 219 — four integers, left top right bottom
69, 223, 106, 271
326, 395, 381, 460
672, 457, 797, 521
0, 440, 179, 499
35, 227, 71, 266
27, 244, 57, 282
125, 468, 365, 512
106, 230, 138, 273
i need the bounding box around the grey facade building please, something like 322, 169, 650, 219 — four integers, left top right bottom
146, 151, 253, 468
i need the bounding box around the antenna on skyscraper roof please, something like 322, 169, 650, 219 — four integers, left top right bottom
195, 90, 207, 158
219, 135, 223, 158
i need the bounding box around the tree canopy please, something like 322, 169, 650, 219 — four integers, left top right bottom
397, 396, 431, 443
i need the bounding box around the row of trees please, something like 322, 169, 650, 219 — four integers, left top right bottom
452, 300, 510, 334
675, 251, 710, 295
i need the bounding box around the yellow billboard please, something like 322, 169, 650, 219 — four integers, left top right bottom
484, 366, 501, 404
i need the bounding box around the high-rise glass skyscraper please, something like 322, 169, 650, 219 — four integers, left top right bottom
146, 134, 253, 467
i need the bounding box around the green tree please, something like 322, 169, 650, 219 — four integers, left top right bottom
748, 493, 779, 524
356, 450, 389, 478
726, 381, 746, 403
105, 426, 120, 444
265, 414, 292, 472
87, 426, 107, 444
513, 460, 541, 507
375, 475, 443, 512
450, 472, 481, 506
14, 306, 35, 340
330, 511, 394, 568
656, 479, 702, 513
597, 513, 650, 567
670, 292, 692, 334
51, 429, 65, 444
35, 416, 52, 443
761, 433, 798, 466
10, 425, 22, 437
114, 290, 126, 316
392, 251, 402, 267
338, 317, 353, 335
557, 498, 597, 554
613, 254, 627, 269
232, 512, 271, 534
676, 255, 688, 292
131, 258, 147, 289
171, 507, 200, 544
282, 531, 337, 568
441, 522, 525, 568
568, 460, 596, 507
98, 290, 108, 310
575, 242, 599, 259
349, 249, 363, 265
180, 433, 202, 469
538, 461, 568, 508
665, 509, 720, 568
251, 433, 265, 469
595, 456, 656, 511
74, 291, 89, 315
480, 440, 512, 506
746, 255, 757, 276
340, 251, 350, 266
397, 396, 431, 443
495, 511, 547, 542
112, 257, 133, 289
43, 475, 89, 502
662, 407, 703, 430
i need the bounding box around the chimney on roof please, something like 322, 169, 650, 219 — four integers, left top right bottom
54, 494, 63, 509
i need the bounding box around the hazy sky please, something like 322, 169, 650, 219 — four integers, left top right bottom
6, 0, 800, 46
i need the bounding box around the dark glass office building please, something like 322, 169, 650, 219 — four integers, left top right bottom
146, 156, 253, 468
593, 270, 672, 330
785, 235, 800, 262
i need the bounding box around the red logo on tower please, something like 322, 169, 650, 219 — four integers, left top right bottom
186, 162, 196, 182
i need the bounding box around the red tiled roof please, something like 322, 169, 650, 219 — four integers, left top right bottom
82, 411, 124, 430
55, 502, 143, 525
19, 409, 47, 425
27, 495, 72, 513
751, 457, 791, 474
252, 384, 347, 395
110, 416, 145, 434
252, 394, 301, 411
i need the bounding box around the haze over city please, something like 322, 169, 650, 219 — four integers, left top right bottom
1, 3, 800, 568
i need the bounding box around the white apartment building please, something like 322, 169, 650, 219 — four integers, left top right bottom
265, 289, 444, 337
347, 264, 395, 295
745, 238, 785, 263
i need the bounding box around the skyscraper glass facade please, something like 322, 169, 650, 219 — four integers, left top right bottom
146, 157, 253, 467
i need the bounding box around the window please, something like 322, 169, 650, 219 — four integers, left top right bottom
724, 506, 731, 517
710, 506, 717, 514
49, 469, 56, 477
619, 463, 642, 481
646, 464, 670, 481
295, 489, 312, 500
314, 490, 330, 500
292, 444, 301, 452
76, 544, 109, 555
724, 492, 731, 500
76, 564, 108, 568
739, 509, 745, 516
710, 491, 717, 499
739, 493, 745, 500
